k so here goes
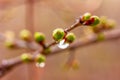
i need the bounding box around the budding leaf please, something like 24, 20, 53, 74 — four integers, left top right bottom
83, 12, 91, 21
20, 29, 32, 41
97, 33, 105, 41
21, 53, 32, 63
66, 33, 76, 43
5, 41, 15, 48
52, 28, 65, 41
43, 48, 51, 54
34, 32, 45, 43
91, 16, 100, 26
35, 54, 46, 63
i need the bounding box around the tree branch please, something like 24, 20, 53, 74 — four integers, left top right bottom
0, 29, 120, 78
47, 19, 81, 48
50, 29, 120, 55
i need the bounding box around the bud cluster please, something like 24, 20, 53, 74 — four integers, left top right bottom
80, 13, 100, 26
52, 28, 76, 44
86, 16, 116, 33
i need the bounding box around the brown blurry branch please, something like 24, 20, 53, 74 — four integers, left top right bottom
0, 28, 120, 78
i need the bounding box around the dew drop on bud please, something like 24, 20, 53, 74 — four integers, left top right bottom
36, 62, 46, 68
57, 39, 69, 49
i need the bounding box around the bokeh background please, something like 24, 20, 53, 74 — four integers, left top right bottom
0, 0, 120, 80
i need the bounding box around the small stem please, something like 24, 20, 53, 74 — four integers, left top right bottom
40, 42, 47, 49
47, 41, 56, 48
64, 21, 81, 32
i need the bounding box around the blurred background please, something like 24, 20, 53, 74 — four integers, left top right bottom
0, 0, 120, 80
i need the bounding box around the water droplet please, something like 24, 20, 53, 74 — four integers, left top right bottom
36, 62, 45, 68
57, 39, 69, 49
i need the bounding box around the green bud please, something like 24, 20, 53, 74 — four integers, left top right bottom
5, 41, 14, 48
66, 33, 76, 43
20, 29, 32, 41
83, 12, 91, 21
106, 20, 116, 29
97, 33, 105, 41
21, 53, 32, 63
91, 16, 100, 26
34, 32, 45, 43
52, 28, 65, 41
4, 31, 15, 48
43, 48, 51, 54
35, 54, 46, 63
100, 16, 107, 25
72, 61, 79, 70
